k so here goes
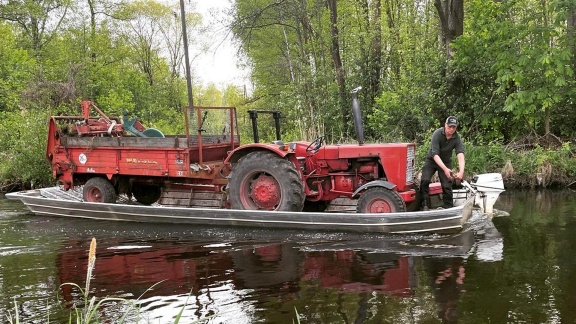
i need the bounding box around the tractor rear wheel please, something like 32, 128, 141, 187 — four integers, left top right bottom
228, 151, 305, 211
83, 177, 117, 203
132, 184, 161, 205
357, 187, 406, 213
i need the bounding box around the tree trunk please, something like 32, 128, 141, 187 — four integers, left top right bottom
569, 4, 576, 65
87, 0, 96, 38
434, 0, 463, 60
384, 0, 400, 77
294, 0, 321, 140
542, 0, 550, 135
434, 0, 464, 114
326, 0, 348, 133
87, 0, 97, 61
359, 0, 383, 114
30, 17, 41, 53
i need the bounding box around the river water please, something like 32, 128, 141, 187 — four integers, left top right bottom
0, 189, 575, 323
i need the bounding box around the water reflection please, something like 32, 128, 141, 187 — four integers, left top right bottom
425, 257, 466, 323
48, 213, 502, 323
0, 193, 509, 323
10, 190, 576, 323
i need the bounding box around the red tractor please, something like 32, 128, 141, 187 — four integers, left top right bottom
225, 87, 418, 213
46, 88, 419, 213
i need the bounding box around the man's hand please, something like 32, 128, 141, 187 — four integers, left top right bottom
450, 170, 463, 186
444, 168, 452, 179
455, 170, 464, 180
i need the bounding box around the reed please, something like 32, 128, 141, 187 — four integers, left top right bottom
85, 238, 96, 297
424, 141, 576, 188
56, 237, 136, 322
6, 238, 208, 323
293, 307, 301, 324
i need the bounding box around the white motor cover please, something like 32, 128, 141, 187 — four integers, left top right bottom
472, 173, 504, 190
471, 173, 505, 214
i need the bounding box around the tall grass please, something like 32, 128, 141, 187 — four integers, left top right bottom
415, 138, 576, 188
457, 141, 576, 188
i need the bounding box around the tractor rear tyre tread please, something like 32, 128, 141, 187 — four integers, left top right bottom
357, 187, 406, 213
83, 177, 117, 203
228, 151, 305, 212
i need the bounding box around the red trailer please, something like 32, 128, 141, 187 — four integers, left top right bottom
47, 101, 239, 206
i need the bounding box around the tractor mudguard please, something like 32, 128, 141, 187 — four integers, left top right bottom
224, 143, 291, 164
352, 180, 397, 198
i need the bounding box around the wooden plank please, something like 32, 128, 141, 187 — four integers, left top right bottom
325, 197, 357, 213
159, 199, 222, 208
188, 135, 240, 145
159, 189, 225, 208
64, 136, 188, 149
188, 199, 222, 207
158, 197, 188, 205
187, 188, 193, 207
160, 191, 191, 199
161, 190, 222, 199
329, 197, 357, 206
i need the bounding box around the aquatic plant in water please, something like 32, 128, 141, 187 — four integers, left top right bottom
6, 238, 203, 323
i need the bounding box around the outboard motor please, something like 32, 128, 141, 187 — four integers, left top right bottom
351, 87, 364, 145
453, 173, 505, 214
471, 173, 505, 214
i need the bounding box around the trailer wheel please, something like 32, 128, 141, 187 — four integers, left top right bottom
357, 187, 406, 213
228, 151, 305, 211
132, 184, 161, 205
83, 177, 117, 203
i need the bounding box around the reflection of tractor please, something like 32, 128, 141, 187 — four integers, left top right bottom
56, 238, 416, 305
47, 88, 420, 213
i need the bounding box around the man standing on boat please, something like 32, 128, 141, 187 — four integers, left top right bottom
420, 116, 465, 211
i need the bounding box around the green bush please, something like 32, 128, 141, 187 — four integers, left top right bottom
0, 110, 54, 189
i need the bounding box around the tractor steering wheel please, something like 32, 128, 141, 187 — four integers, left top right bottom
306, 136, 324, 153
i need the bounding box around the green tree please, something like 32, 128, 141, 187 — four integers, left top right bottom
0, 0, 71, 54
453, 0, 576, 141
0, 23, 35, 112
231, 0, 387, 141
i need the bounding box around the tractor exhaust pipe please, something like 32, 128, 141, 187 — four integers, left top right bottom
351, 86, 364, 145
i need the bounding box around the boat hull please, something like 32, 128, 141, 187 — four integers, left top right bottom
6, 187, 474, 234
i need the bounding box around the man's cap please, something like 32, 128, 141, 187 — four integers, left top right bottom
446, 116, 458, 126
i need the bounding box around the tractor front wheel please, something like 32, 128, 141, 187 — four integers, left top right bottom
83, 177, 117, 203
228, 151, 305, 212
357, 187, 406, 213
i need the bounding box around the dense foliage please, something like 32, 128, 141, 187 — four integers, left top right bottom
1, 0, 576, 189
230, 0, 576, 143
0, 0, 245, 189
